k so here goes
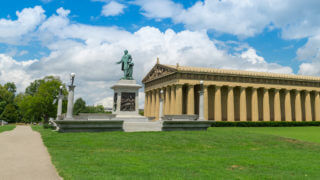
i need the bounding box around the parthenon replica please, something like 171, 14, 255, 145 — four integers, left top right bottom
143, 61, 320, 122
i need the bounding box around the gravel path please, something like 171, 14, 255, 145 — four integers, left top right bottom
0, 126, 61, 180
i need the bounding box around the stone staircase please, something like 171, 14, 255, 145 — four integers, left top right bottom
123, 121, 162, 132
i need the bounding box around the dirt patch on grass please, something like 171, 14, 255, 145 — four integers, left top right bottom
228, 165, 245, 171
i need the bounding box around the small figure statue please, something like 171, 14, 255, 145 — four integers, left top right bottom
117, 50, 134, 80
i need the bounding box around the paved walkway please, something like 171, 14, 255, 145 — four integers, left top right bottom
0, 126, 61, 180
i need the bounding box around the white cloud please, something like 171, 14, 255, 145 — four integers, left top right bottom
101, 1, 126, 16
0, 54, 37, 91
0, 6, 293, 108
240, 48, 264, 64
135, 0, 320, 39
297, 35, 320, 76
0, 6, 45, 44
134, 0, 183, 19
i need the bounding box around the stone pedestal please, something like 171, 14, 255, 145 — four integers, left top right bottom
66, 85, 75, 120
111, 79, 147, 121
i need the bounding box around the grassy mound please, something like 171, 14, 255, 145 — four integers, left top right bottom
0, 125, 15, 133
33, 126, 320, 179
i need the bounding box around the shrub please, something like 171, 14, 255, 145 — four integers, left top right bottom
211, 121, 320, 127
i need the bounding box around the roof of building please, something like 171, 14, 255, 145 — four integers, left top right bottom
160, 64, 320, 81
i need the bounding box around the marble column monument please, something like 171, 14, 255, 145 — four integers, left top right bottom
66, 73, 76, 120
56, 85, 64, 120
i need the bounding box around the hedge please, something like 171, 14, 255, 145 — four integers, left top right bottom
211, 121, 320, 127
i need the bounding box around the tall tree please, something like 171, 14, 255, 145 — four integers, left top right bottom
73, 98, 86, 115
0, 104, 19, 123
17, 76, 67, 123
4, 82, 16, 94
0, 84, 15, 115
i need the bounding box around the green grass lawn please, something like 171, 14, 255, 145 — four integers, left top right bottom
0, 125, 15, 133
236, 127, 320, 144
33, 126, 320, 180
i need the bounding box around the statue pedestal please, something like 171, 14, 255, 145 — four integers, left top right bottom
111, 79, 147, 121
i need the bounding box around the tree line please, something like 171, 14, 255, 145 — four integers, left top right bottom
0, 76, 107, 123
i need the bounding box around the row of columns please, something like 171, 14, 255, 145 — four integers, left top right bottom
145, 85, 185, 119
211, 86, 320, 121
145, 84, 320, 121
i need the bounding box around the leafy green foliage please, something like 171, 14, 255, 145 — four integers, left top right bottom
0, 83, 19, 122
212, 121, 320, 127
73, 98, 86, 115
73, 98, 106, 114
82, 105, 105, 113
4, 82, 16, 94
0, 104, 20, 123
17, 76, 67, 123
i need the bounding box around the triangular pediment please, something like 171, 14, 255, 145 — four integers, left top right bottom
142, 64, 177, 83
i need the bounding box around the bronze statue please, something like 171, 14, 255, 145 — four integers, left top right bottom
117, 50, 134, 80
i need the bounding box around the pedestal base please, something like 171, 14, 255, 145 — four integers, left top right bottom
111, 79, 142, 117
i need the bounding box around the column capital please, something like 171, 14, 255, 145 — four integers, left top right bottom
274, 88, 280, 92
175, 84, 183, 88
262, 88, 269, 92
283, 89, 291, 93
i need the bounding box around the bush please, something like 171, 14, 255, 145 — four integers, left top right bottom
212, 121, 320, 127
43, 124, 55, 129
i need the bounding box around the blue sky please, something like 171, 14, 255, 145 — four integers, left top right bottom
0, 0, 320, 106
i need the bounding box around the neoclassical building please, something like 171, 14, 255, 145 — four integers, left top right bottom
142, 61, 320, 122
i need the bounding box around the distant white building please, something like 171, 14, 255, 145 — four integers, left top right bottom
0, 120, 8, 126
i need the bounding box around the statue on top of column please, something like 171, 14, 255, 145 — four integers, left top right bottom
116, 50, 134, 80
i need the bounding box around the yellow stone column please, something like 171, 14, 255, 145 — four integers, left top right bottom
284, 90, 292, 121
251, 87, 259, 121
227, 86, 234, 121
262, 88, 270, 121
151, 90, 155, 117
239, 87, 247, 121
165, 87, 170, 115
175, 84, 183, 115
161, 88, 165, 116
144, 92, 149, 117
187, 85, 195, 115
170, 85, 175, 115
305, 90, 312, 121
315, 91, 320, 121
204, 85, 209, 120
155, 89, 160, 120
295, 90, 302, 122
274, 89, 281, 121
214, 85, 222, 121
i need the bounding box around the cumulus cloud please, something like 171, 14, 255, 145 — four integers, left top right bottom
297, 35, 320, 76
101, 1, 126, 16
0, 6, 45, 44
0, 6, 293, 108
135, 0, 320, 39
134, 0, 183, 19
0, 54, 37, 91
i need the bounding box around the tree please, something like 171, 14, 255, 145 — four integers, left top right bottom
4, 82, 16, 94
0, 84, 15, 115
17, 76, 67, 123
73, 98, 86, 115
0, 104, 19, 123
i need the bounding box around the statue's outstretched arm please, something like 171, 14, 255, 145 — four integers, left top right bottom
116, 59, 122, 64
